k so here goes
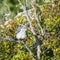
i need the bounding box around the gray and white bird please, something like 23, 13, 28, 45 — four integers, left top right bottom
16, 25, 27, 40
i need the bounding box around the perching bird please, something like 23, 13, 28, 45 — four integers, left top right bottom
16, 25, 27, 40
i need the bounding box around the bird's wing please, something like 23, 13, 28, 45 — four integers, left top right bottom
16, 27, 22, 34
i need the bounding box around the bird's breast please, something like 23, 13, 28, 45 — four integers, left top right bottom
16, 31, 26, 39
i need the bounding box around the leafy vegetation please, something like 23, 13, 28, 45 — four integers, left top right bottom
0, 0, 60, 60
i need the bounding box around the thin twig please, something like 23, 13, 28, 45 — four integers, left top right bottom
0, 35, 34, 57
25, 0, 41, 60
17, 0, 41, 59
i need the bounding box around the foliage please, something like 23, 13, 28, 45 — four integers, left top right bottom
0, 0, 60, 60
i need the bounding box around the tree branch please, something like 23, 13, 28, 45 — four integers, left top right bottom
24, 0, 41, 59
0, 35, 34, 57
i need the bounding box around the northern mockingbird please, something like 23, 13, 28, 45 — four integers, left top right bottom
16, 25, 27, 40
